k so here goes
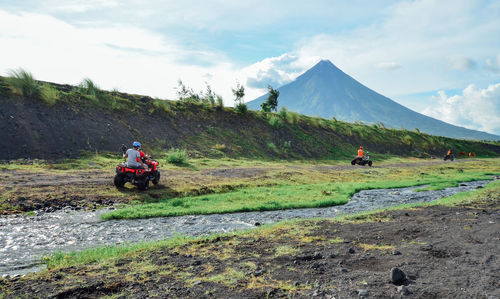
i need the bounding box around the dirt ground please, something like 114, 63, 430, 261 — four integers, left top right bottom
0, 159, 478, 215
1, 187, 498, 298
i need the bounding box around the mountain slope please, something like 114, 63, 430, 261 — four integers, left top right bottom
248, 60, 499, 141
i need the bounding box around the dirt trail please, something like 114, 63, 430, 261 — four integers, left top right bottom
1, 159, 475, 187
0, 159, 481, 215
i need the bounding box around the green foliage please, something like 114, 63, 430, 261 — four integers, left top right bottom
268, 115, 282, 128
260, 101, 271, 112
279, 106, 288, 120
79, 78, 99, 97
166, 148, 188, 165
267, 141, 278, 152
7, 68, 40, 97
235, 103, 248, 114
216, 95, 224, 108
260, 85, 279, 112
102, 171, 494, 220
40, 84, 59, 106
232, 82, 245, 106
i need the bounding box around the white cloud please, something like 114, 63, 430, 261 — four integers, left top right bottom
51, 0, 119, 13
291, 0, 500, 97
375, 62, 402, 71
0, 9, 240, 105
445, 55, 476, 71
485, 54, 500, 73
423, 83, 500, 135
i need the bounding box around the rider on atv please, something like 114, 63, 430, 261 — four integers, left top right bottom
123, 141, 147, 169
357, 146, 365, 158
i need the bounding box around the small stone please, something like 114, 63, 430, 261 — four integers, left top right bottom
193, 280, 202, 285
396, 285, 409, 295
357, 289, 368, 297
348, 248, 355, 254
191, 260, 201, 266
254, 269, 266, 276
391, 267, 406, 285
329, 253, 337, 258
313, 252, 323, 259
392, 250, 402, 255
404, 212, 410, 216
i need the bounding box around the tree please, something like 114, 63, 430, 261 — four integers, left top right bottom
232, 82, 245, 105
266, 85, 280, 112
260, 85, 279, 112
232, 83, 247, 114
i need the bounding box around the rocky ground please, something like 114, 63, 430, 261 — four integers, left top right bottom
1, 186, 498, 298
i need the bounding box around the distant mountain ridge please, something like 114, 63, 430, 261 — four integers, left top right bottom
248, 60, 499, 141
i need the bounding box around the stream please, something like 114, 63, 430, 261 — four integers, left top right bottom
0, 179, 492, 277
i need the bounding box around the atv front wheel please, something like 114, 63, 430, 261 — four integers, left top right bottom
351, 159, 356, 165
138, 178, 149, 190
368, 161, 373, 167
152, 172, 160, 185
114, 174, 126, 188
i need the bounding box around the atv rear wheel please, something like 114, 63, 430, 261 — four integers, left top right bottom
114, 174, 126, 188
138, 178, 149, 190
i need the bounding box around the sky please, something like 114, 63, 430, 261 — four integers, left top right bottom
1, 0, 500, 135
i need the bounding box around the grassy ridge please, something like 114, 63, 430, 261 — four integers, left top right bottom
1, 74, 499, 161
102, 169, 497, 220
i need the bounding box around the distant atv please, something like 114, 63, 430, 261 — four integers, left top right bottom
443, 154, 454, 161
351, 154, 373, 167
114, 147, 160, 190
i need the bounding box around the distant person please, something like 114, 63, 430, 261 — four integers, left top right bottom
123, 141, 146, 168
447, 149, 452, 156
357, 146, 365, 158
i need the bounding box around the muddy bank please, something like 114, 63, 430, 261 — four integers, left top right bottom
1, 183, 498, 298
0, 180, 491, 277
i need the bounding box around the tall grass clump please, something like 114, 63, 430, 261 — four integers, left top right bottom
166, 148, 188, 165
268, 115, 282, 128
7, 68, 40, 97
78, 78, 100, 104
40, 84, 59, 106
235, 103, 248, 114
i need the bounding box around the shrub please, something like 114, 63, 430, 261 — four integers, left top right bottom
214, 143, 226, 151
267, 142, 278, 152
268, 115, 282, 128
235, 103, 248, 114
279, 106, 288, 120
79, 78, 99, 97
216, 95, 224, 108
40, 84, 59, 106
166, 148, 188, 165
7, 68, 40, 97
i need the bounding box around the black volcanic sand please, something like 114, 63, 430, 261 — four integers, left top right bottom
1, 191, 498, 298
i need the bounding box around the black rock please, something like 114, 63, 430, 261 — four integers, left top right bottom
391, 267, 406, 285
392, 250, 402, 255
254, 222, 261, 226
348, 248, 355, 254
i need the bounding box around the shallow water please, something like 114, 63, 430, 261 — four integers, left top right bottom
0, 180, 490, 276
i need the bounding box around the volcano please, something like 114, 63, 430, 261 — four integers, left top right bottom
247, 60, 499, 141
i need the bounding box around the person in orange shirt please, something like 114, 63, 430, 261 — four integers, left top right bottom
357, 146, 365, 158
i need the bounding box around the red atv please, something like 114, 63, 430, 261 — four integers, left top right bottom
114, 154, 160, 190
